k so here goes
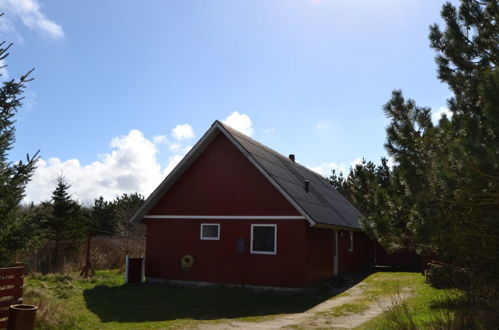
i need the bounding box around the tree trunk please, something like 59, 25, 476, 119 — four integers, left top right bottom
52, 231, 60, 272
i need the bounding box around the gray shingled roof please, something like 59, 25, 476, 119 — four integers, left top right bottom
130, 120, 363, 229
219, 122, 363, 229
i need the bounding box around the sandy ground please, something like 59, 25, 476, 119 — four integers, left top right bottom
200, 281, 411, 330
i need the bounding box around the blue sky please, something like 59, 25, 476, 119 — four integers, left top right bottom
1, 0, 452, 204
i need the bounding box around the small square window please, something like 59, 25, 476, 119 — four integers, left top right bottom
251, 224, 277, 255
200, 224, 220, 240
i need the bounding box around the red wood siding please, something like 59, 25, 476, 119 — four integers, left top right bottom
148, 133, 299, 216
303, 229, 373, 282
143, 132, 379, 287
145, 133, 308, 287
304, 227, 334, 285
145, 219, 308, 287
374, 241, 421, 271
337, 230, 373, 275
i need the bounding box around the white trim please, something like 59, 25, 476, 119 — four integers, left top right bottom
250, 224, 277, 255
218, 123, 316, 226
144, 215, 305, 220
200, 223, 220, 240
130, 122, 315, 226
129, 124, 220, 224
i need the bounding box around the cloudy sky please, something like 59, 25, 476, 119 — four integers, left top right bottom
1, 0, 453, 204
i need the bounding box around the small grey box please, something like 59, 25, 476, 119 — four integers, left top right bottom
236, 238, 246, 254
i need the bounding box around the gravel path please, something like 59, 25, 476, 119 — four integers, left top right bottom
200, 282, 411, 330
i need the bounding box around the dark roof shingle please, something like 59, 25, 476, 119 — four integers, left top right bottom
130, 120, 363, 229
219, 122, 363, 229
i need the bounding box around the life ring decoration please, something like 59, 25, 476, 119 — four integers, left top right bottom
181, 254, 195, 270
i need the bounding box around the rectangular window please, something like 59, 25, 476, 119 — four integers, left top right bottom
251, 224, 277, 255
200, 223, 220, 240
349, 231, 354, 252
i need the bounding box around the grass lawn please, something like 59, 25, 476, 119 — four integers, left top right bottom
290, 272, 433, 329
355, 273, 460, 329
23, 270, 458, 329
24, 270, 331, 329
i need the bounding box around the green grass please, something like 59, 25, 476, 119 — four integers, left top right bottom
361, 271, 419, 294
327, 302, 370, 317
355, 273, 460, 329
293, 272, 457, 329
326, 272, 419, 318
24, 270, 458, 329
24, 270, 330, 329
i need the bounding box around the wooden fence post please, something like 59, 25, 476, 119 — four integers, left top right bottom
80, 229, 94, 278
0, 266, 24, 329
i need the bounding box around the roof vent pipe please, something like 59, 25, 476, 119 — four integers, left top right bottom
289, 154, 295, 162
305, 180, 310, 193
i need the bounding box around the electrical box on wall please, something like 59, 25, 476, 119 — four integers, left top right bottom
236, 238, 246, 253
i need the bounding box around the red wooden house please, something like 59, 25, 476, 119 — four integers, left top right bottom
130, 121, 374, 288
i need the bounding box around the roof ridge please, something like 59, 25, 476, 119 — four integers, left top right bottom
218, 121, 362, 228
130, 120, 362, 229
218, 122, 333, 188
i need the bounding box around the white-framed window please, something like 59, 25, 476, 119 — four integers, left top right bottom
200, 223, 220, 240
251, 224, 277, 255
349, 231, 354, 252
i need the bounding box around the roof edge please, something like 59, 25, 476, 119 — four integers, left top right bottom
129, 122, 220, 223
129, 121, 315, 225
313, 223, 365, 231
215, 121, 316, 226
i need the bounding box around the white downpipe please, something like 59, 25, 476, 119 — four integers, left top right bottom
334, 230, 339, 276
125, 255, 129, 284
141, 256, 145, 283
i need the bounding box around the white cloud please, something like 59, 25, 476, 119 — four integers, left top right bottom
431, 106, 452, 123
309, 162, 347, 177
387, 156, 395, 168
264, 128, 276, 134
308, 157, 364, 177
0, 59, 8, 80
152, 135, 167, 144
315, 121, 332, 130
25, 127, 194, 205
162, 145, 192, 176
223, 111, 254, 137
172, 124, 195, 141
0, 0, 64, 39
0, 15, 13, 32
163, 154, 184, 176
168, 143, 182, 152
350, 157, 363, 168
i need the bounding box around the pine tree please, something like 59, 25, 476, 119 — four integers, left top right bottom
327, 169, 346, 193
355, 2, 498, 322
40, 176, 87, 272
91, 193, 144, 236
429, 0, 498, 117
0, 15, 39, 266
426, 0, 499, 283
91, 196, 117, 234
367, 91, 441, 251
360, 0, 498, 259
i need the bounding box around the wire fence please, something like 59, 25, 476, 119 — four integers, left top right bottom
21, 234, 145, 274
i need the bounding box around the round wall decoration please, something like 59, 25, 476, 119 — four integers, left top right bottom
181, 254, 195, 270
